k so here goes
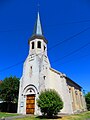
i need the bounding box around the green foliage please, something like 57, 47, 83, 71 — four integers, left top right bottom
85, 92, 90, 110
37, 89, 63, 117
0, 76, 19, 103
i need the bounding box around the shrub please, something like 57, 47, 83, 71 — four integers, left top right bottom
85, 92, 90, 110
37, 89, 63, 117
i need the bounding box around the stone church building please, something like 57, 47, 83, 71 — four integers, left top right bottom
17, 12, 87, 115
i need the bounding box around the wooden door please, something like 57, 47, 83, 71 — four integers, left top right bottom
26, 95, 35, 114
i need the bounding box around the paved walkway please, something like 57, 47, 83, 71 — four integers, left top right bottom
0, 115, 33, 120
0, 114, 90, 120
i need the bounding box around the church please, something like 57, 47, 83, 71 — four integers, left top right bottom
17, 12, 87, 115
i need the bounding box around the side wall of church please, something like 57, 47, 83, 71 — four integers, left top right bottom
45, 68, 73, 114
67, 80, 87, 113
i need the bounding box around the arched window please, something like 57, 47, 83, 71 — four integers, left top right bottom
32, 42, 34, 49
37, 41, 41, 48
44, 46, 46, 51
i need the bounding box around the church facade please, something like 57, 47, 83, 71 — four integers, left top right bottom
17, 12, 87, 115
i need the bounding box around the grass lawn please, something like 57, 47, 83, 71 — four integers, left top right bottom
0, 112, 18, 118
62, 111, 90, 120
14, 111, 90, 120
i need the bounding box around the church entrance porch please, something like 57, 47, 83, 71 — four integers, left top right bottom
26, 95, 35, 114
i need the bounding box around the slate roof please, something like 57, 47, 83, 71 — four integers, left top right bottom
29, 12, 47, 44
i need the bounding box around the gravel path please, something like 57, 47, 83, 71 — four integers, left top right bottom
0, 115, 32, 120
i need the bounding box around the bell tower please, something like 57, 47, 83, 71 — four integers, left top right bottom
28, 12, 48, 57
18, 11, 50, 115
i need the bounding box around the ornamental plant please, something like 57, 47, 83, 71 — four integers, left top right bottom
85, 92, 90, 110
37, 89, 63, 117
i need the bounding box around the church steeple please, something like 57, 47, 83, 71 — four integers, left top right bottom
28, 11, 48, 56
29, 12, 47, 44
33, 12, 43, 36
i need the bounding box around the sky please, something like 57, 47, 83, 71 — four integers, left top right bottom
0, 0, 90, 93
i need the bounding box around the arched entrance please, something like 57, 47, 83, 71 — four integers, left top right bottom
23, 84, 39, 114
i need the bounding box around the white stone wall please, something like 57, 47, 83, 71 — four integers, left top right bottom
46, 68, 73, 114
17, 37, 51, 115
17, 54, 40, 114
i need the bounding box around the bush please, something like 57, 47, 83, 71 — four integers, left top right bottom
85, 92, 90, 110
37, 89, 63, 117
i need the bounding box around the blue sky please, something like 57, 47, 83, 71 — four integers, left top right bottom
0, 0, 90, 93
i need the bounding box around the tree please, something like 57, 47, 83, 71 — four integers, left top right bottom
0, 76, 19, 103
37, 89, 63, 117
85, 92, 90, 111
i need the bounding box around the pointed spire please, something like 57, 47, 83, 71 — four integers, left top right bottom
33, 12, 43, 36
29, 11, 47, 44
